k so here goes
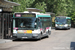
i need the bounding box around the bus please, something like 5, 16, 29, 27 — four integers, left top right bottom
55, 16, 71, 30
13, 11, 51, 39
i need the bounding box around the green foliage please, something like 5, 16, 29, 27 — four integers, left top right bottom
70, 12, 75, 21
8, 0, 35, 12
34, 2, 46, 13
8, 0, 75, 23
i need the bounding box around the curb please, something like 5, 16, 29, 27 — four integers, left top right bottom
0, 39, 12, 44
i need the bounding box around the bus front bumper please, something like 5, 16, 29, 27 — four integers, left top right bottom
13, 33, 41, 39
55, 26, 70, 29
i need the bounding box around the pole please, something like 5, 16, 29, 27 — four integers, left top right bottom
2, 14, 4, 39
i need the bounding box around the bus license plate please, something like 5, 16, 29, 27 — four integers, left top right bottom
60, 25, 63, 26
22, 37, 28, 38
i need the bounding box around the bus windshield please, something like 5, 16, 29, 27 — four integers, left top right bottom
56, 17, 66, 24
15, 18, 36, 28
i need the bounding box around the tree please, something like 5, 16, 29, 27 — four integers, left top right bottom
8, 0, 75, 16
8, 0, 75, 27
34, 2, 46, 13
8, 0, 35, 12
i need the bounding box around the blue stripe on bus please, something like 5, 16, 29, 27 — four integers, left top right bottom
66, 17, 71, 19
37, 15, 51, 18
13, 15, 15, 17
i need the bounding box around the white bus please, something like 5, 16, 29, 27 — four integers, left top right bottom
13, 11, 51, 39
55, 16, 71, 30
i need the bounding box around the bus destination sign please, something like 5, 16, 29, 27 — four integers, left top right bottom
15, 13, 35, 17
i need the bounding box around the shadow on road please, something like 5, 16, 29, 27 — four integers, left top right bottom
13, 36, 48, 42
51, 27, 55, 29
55, 29, 68, 30
70, 42, 75, 50
51, 27, 69, 30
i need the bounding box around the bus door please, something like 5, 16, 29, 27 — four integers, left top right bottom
37, 18, 45, 35
38, 19, 46, 35
41, 20, 47, 35
41, 19, 51, 35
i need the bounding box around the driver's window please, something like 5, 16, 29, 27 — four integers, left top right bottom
37, 18, 42, 28
39, 21, 42, 28
34, 20, 37, 28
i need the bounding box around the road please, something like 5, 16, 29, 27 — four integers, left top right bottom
0, 28, 75, 50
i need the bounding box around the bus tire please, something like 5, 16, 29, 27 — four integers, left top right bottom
38, 32, 42, 40
46, 31, 50, 38
66, 28, 69, 30
55, 27, 57, 30
46, 35, 49, 38
68, 28, 70, 30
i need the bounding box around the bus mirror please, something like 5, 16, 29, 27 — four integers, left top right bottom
34, 23, 37, 28
35, 23, 37, 25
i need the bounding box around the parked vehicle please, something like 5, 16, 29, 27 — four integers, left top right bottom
13, 11, 51, 39
55, 16, 71, 30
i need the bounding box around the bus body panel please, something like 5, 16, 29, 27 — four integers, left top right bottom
13, 33, 41, 39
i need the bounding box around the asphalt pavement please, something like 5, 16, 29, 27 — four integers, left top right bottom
0, 39, 12, 44
0, 28, 75, 50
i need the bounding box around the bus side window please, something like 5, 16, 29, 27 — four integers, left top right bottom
42, 20, 50, 28
34, 20, 37, 28
67, 19, 71, 24
38, 21, 42, 28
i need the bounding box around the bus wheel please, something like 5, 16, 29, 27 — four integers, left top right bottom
46, 35, 49, 38
55, 28, 57, 30
46, 31, 50, 38
66, 28, 69, 30
38, 32, 42, 40
68, 28, 70, 30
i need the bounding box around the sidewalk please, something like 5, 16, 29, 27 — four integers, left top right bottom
0, 39, 12, 44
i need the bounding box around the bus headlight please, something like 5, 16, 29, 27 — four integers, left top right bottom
64, 24, 68, 27
55, 24, 58, 27
32, 29, 40, 33
13, 30, 17, 33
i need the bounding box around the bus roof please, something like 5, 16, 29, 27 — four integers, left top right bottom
14, 11, 51, 16
66, 17, 71, 19
36, 13, 51, 18
14, 11, 51, 18
56, 16, 71, 19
